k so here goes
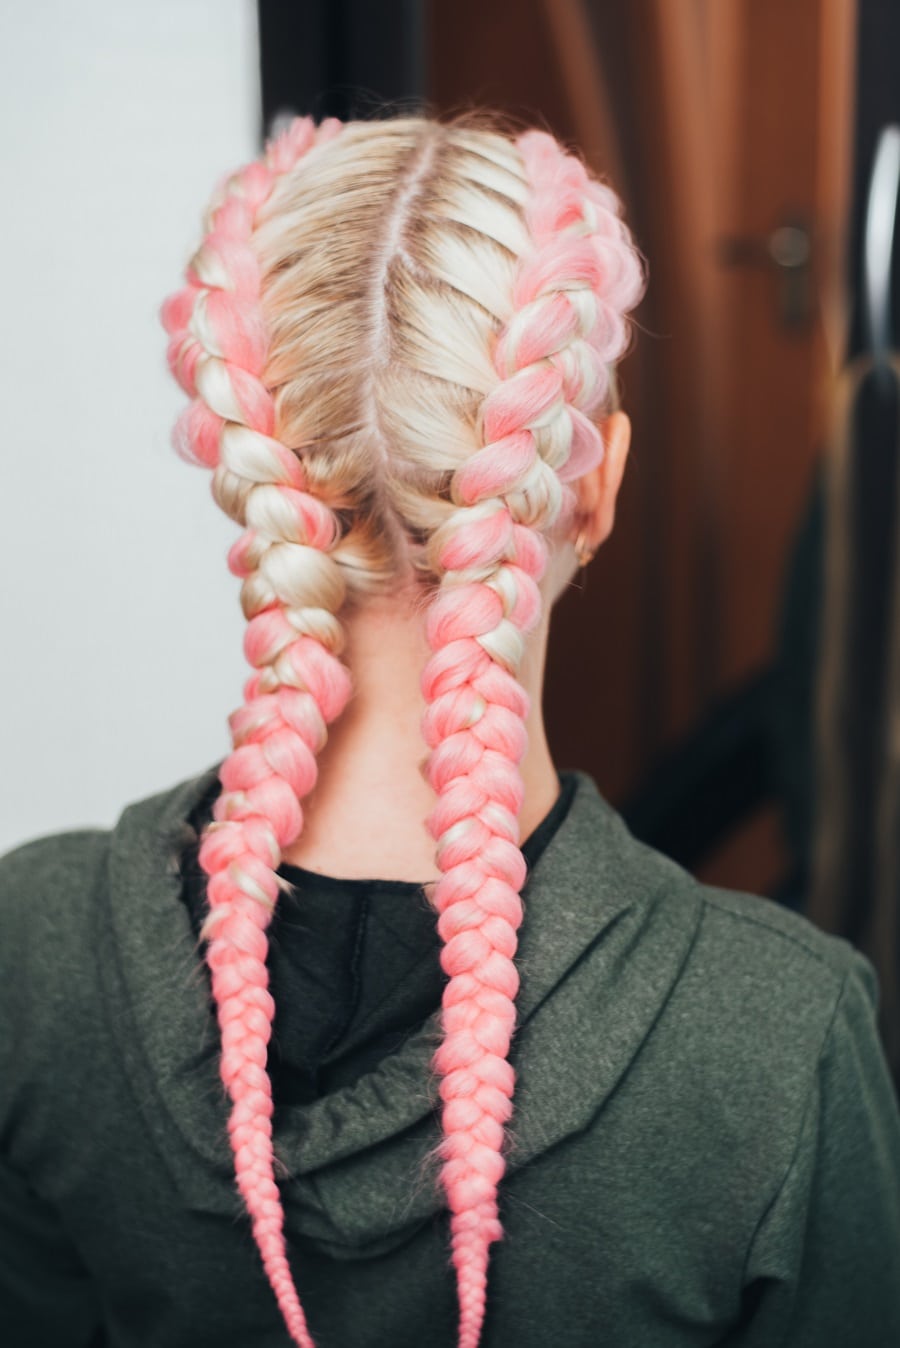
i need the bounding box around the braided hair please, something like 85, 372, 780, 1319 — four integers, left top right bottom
160, 112, 646, 1348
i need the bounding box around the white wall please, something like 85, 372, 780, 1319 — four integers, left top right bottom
0, 1, 260, 850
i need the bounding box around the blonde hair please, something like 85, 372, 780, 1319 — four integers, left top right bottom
162, 111, 646, 1348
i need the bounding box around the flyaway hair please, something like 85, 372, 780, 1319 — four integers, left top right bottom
160, 112, 646, 1348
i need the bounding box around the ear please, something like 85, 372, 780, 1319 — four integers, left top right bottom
573, 411, 632, 549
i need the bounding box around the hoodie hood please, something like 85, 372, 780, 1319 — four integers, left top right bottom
98, 763, 704, 1261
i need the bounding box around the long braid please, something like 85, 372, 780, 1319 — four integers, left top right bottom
160, 116, 347, 1348
420, 128, 645, 1348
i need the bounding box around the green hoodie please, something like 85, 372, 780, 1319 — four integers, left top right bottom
1, 763, 898, 1347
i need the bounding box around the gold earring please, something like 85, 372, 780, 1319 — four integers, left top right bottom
574, 527, 597, 568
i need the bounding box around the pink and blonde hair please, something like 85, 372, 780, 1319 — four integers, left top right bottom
160, 111, 646, 1348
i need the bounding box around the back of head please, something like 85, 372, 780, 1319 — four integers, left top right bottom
161, 110, 646, 1348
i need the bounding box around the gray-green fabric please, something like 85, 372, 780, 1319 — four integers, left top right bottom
1, 763, 898, 1347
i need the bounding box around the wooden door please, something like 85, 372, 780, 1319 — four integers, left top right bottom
430, 0, 858, 894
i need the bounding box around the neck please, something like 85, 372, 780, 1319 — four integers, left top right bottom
279, 595, 559, 883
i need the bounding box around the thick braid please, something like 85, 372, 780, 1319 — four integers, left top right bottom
160, 116, 347, 1348
420, 129, 645, 1348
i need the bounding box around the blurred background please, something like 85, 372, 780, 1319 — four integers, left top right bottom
1, 0, 898, 1086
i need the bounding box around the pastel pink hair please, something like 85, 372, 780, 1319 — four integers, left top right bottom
160, 113, 645, 1348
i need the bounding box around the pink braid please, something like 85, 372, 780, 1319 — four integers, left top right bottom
160, 116, 347, 1348
420, 129, 645, 1348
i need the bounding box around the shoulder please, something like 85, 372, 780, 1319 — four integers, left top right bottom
559, 770, 874, 1058
581, 777, 882, 1119
0, 767, 221, 1121
632, 859, 893, 1217
689, 885, 900, 1331
0, 826, 117, 1124
0, 761, 221, 981
688, 876, 877, 1023
653, 870, 884, 1160
0, 825, 112, 953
